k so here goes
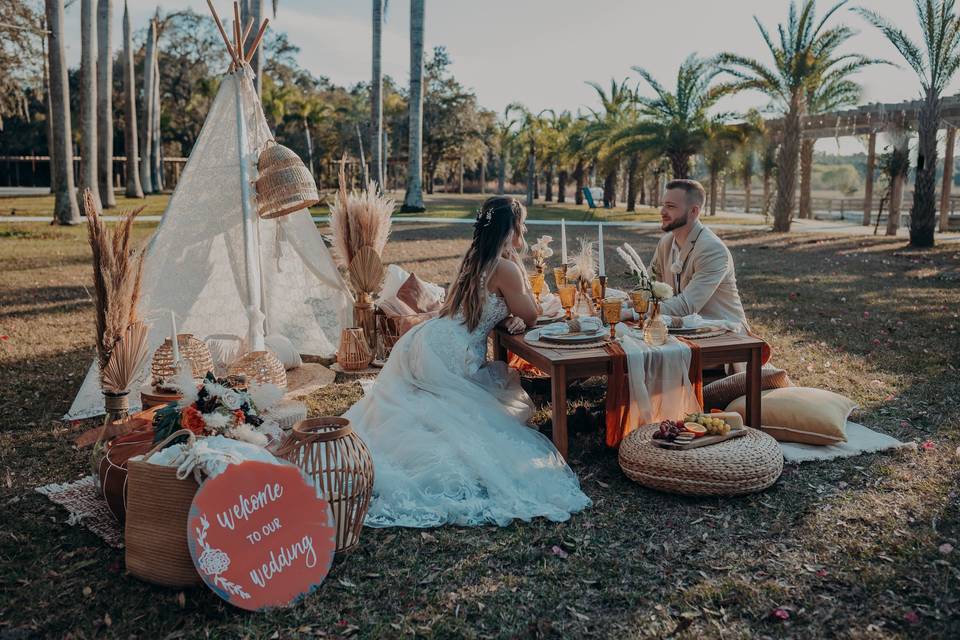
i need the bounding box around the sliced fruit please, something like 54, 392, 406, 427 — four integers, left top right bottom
684, 423, 708, 437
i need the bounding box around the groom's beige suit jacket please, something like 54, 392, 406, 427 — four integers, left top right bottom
649, 220, 749, 331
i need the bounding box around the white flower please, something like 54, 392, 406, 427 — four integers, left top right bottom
228, 423, 269, 447
220, 389, 244, 410
541, 247, 554, 258
203, 381, 229, 399
651, 281, 674, 300
539, 235, 553, 244
202, 410, 232, 432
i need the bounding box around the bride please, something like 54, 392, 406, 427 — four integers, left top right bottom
344, 196, 592, 528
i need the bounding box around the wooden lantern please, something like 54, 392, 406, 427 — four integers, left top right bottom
150, 334, 215, 390
277, 417, 374, 553
338, 328, 372, 371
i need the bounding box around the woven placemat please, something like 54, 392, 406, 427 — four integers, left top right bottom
523, 332, 611, 350
670, 327, 730, 340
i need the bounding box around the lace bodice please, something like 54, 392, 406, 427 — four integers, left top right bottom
420, 292, 509, 372
458, 292, 510, 340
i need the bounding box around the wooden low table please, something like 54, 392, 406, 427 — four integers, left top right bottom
493, 328, 765, 460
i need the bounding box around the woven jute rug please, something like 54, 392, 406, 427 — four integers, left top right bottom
35, 475, 123, 548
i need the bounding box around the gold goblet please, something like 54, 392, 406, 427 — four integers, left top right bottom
557, 284, 577, 320
553, 266, 567, 289
629, 290, 650, 318
602, 298, 622, 339
528, 271, 545, 303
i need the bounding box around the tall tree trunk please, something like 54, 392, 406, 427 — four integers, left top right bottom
939, 126, 955, 233
80, 0, 101, 211
121, 0, 143, 197
669, 153, 689, 179
42, 16, 57, 195
911, 94, 940, 247
525, 141, 535, 206
557, 169, 567, 203
139, 19, 155, 194
743, 167, 752, 213
544, 164, 554, 202
401, 0, 425, 211
762, 169, 772, 216
720, 173, 727, 211
574, 159, 584, 204
534, 171, 540, 199
46, 0, 80, 224
602, 169, 616, 208
639, 169, 646, 205
862, 131, 876, 226
887, 170, 905, 236
626, 154, 638, 212
458, 157, 464, 194
303, 117, 315, 178
370, 0, 384, 190
151, 50, 163, 191
773, 98, 802, 231
96, 0, 115, 207
709, 169, 718, 216
497, 149, 506, 194
480, 157, 486, 194
799, 138, 814, 219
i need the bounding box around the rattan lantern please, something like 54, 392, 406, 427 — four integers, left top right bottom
337, 328, 372, 371
150, 334, 215, 390
226, 350, 287, 388
277, 417, 374, 553
255, 143, 319, 219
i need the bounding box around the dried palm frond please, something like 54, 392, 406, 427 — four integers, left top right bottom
101, 321, 151, 393
348, 246, 385, 294
328, 161, 394, 284
83, 189, 147, 379
567, 238, 597, 283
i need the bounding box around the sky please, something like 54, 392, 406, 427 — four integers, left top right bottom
59, 0, 944, 155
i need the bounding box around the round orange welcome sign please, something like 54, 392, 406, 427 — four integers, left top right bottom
186, 460, 336, 611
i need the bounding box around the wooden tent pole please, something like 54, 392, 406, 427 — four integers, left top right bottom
205, 0, 240, 64
232, 2, 243, 60
245, 19, 269, 63
241, 17, 254, 46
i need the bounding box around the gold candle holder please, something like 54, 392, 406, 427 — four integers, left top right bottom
557, 284, 576, 320
591, 275, 607, 316
602, 298, 622, 339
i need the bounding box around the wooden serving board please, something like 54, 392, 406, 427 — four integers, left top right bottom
652, 428, 748, 450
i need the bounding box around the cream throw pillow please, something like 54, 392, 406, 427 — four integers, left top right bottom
726, 387, 857, 445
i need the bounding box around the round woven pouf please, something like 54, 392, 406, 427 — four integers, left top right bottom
618, 425, 783, 496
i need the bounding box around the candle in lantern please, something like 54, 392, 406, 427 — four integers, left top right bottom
598, 223, 605, 276
561, 218, 568, 264
169, 310, 180, 363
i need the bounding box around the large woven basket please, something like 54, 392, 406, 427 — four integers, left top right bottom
618, 425, 783, 496
255, 143, 319, 219
277, 417, 374, 553
150, 334, 214, 389
226, 350, 287, 388
125, 429, 202, 587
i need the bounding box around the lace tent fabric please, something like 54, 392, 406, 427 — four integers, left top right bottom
67, 69, 352, 420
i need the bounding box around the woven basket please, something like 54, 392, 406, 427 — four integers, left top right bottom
255, 143, 319, 219
618, 425, 783, 496
98, 421, 155, 522
226, 350, 287, 388
338, 328, 372, 371
125, 429, 202, 587
151, 334, 214, 389
277, 417, 374, 553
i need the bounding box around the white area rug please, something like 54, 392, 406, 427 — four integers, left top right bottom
779, 421, 913, 464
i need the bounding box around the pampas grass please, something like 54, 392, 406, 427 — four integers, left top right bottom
567, 238, 597, 283
83, 188, 146, 387
328, 162, 393, 273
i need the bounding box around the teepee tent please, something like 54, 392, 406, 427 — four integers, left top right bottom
67, 7, 352, 420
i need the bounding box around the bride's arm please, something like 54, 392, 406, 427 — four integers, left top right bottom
491, 259, 538, 328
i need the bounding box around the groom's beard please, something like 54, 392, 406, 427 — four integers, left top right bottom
661, 213, 688, 232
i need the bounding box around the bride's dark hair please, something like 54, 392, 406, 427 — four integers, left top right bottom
440, 196, 526, 331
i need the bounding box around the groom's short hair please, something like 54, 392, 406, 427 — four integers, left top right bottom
665, 179, 706, 209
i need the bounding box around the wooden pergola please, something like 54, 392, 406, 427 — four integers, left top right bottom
764, 95, 960, 230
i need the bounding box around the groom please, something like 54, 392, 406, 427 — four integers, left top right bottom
647, 179, 749, 331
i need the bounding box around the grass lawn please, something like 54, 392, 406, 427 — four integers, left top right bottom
0, 191, 765, 227
1, 220, 958, 638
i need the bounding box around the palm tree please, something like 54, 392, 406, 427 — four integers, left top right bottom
619, 55, 726, 180
402, 0, 425, 212
45, 0, 80, 224
702, 119, 745, 215
583, 78, 634, 207
121, 0, 143, 198
80, 0, 101, 211
294, 93, 331, 180
799, 68, 868, 218
97, 0, 115, 207
507, 103, 553, 206
140, 17, 156, 194
370, 0, 384, 190
718, 0, 871, 231
855, 0, 960, 247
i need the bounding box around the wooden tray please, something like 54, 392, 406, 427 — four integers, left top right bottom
652, 428, 748, 450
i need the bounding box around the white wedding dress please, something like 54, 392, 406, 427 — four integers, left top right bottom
344, 292, 592, 528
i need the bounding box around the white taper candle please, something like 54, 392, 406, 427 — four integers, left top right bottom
561, 219, 567, 264
598, 223, 605, 276
169, 310, 180, 363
